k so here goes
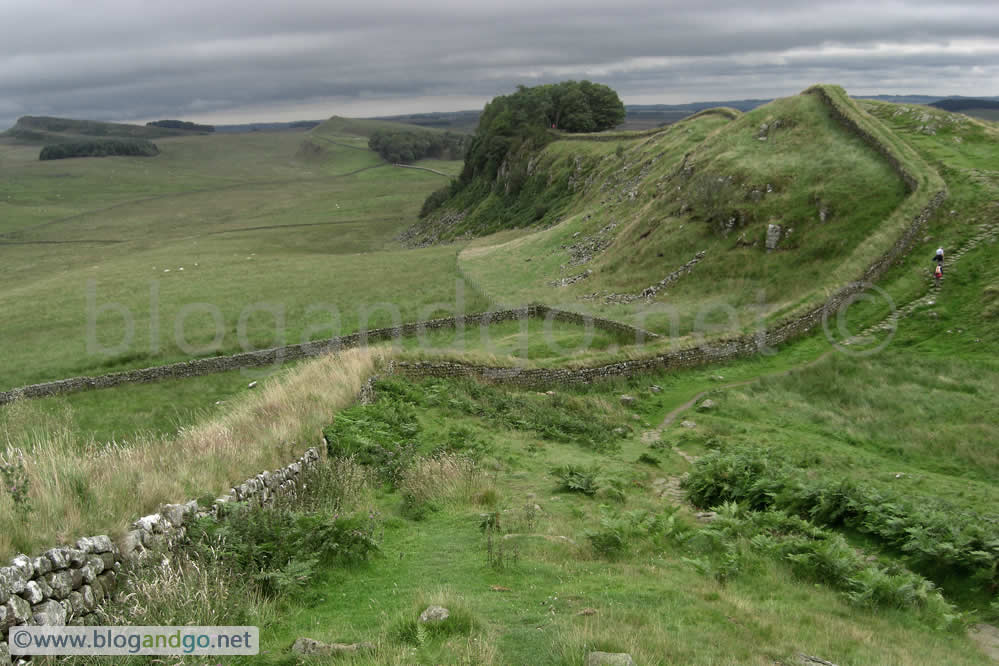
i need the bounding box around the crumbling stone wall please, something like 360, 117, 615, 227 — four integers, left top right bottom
0, 448, 319, 663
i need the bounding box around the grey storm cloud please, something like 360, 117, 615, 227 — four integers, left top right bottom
1, 0, 997, 127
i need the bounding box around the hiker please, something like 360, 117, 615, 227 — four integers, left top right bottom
934, 246, 944, 265
934, 263, 943, 286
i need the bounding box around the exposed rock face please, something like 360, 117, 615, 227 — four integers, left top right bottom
619, 395, 637, 406
291, 637, 375, 656
766, 223, 783, 250
419, 606, 450, 623
697, 399, 716, 411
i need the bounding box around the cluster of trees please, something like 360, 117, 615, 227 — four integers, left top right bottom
367, 129, 470, 163
39, 139, 160, 160
460, 80, 624, 184
421, 80, 625, 219
146, 119, 215, 133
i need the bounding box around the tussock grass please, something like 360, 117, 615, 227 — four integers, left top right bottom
0, 348, 382, 557
399, 453, 491, 512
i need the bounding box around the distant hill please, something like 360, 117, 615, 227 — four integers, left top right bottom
147, 119, 214, 133
371, 111, 480, 133
2, 116, 198, 144
214, 120, 320, 133
311, 115, 453, 138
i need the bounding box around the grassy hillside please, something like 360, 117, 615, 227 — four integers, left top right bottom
457, 89, 917, 339
0, 126, 471, 390
2, 86, 998, 663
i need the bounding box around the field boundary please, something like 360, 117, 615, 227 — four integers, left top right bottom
0, 306, 656, 405
0, 447, 321, 646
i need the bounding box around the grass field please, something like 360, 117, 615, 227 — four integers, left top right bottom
2, 91, 998, 664
0, 127, 484, 390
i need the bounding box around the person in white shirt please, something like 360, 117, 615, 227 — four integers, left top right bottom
934, 247, 944, 264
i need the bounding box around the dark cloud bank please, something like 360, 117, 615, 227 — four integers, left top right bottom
1, 0, 997, 127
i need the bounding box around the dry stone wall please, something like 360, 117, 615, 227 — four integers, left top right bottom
0, 447, 319, 664
0, 307, 655, 406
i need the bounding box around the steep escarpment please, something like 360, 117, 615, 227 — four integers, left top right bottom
455, 86, 938, 336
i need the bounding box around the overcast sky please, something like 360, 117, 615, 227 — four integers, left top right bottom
1, 0, 997, 128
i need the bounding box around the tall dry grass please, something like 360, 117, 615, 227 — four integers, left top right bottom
0, 348, 383, 558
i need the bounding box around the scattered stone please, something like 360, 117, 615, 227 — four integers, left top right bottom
247, 381, 258, 389
419, 606, 450, 623
697, 399, 716, 411
0, 640, 9, 666
798, 655, 839, 666
490, 586, 512, 592
619, 395, 637, 406
649, 385, 662, 393
291, 638, 375, 656
577, 608, 598, 616
680, 420, 696, 429
696, 511, 718, 523
586, 651, 636, 666
766, 223, 783, 250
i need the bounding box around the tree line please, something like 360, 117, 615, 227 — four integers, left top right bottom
146, 120, 215, 133
39, 139, 160, 160
367, 129, 470, 163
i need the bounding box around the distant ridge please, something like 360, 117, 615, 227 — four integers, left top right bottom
2, 116, 199, 144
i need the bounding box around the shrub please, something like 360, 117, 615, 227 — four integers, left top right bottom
693, 505, 961, 626
552, 464, 601, 495
323, 398, 421, 485
188, 505, 380, 598
96, 551, 272, 629
683, 446, 999, 595
39, 139, 159, 160
377, 377, 625, 451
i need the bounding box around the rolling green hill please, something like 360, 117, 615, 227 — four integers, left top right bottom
446, 87, 935, 341
2, 83, 999, 664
